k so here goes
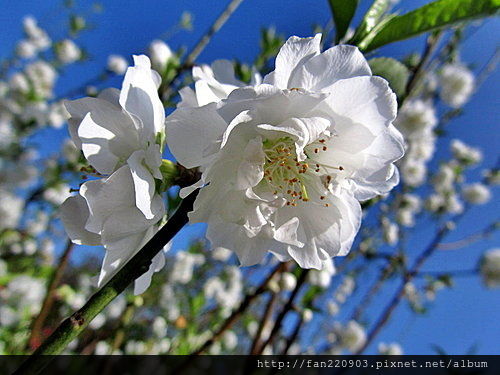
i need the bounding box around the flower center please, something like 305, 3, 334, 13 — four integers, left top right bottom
262, 136, 339, 207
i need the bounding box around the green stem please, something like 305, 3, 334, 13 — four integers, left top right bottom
14, 191, 198, 375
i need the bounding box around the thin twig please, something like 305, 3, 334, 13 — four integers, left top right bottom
437, 220, 499, 250
354, 213, 465, 355
27, 240, 74, 351
179, 262, 285, 361
257, 269, 309, 354
402, 31, 444, 105
161, 0, 244, 100
249, 291, 278, 355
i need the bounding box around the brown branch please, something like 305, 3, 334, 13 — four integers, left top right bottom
27, 240, 74, 351
257, 269, 310, 355
249, 291, 278, 355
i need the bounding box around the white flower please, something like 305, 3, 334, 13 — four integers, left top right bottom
432, 163, 455, 193
394, 99, 437, 140
57, 39, 81, 64
167, 34, 404, 269
169, 252, 205, 284
450, 139, 482, 165
107, 54, 128, 75
0, 189, 23, 230
400, 159, 427, 187
16, 39, 37, 59
307, 258, 336, 288
480, 248, 500, 288
60, 55, 167, 294
148, 39, 173, 73
333, 320, 366, 353
382, 218, 399, 245
43, 183, 72, 205
48, 101, 70, 128
65, 55, 165, 219
378, 342, 403, 355
439, 63, 474, 108
25, 61, 57, 99
462, 183, 491, 205
23, 16, 51, 50
279, 272, 297, 291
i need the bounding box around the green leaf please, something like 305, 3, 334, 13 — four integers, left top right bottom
362, 0, 500, 52
368, 57, 410, 100
349, 0, 392, 45
329, 0, 359, 44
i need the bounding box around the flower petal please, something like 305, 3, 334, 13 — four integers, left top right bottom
263, 34, 321, 89
59, 195, 102, 246
119, 55, 165, 138
166, 103, 228, 168
289, 45, 371, 91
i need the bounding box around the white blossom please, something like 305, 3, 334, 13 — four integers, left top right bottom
439, 63, 475, 108
107, 54, 128, 75
43, 183, 72, 206
333, 320, 366, 353
148, 39, 173, 72
480, 248, 500, 288
382, 218, 399, 245
16, 39, 37, 59
378, 342, 403, 355
170, 252, 205, 284
462, 183, 491, 205
167, 34, 404, 269
23, 16, 51, 50
0, 189, 24, 230
307, 258, 336, 288
57, 39, 81, 64
279, 272, 297, 291
394, 99, 437, 140
450, 139, 482, 165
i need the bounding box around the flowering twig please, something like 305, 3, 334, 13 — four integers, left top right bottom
354, 214, 465, 355
14, 191, 198, 375
175, 262, 284, 367
161, 0, 244, 100
403, 31, 443, 105
27, 240, 74, 351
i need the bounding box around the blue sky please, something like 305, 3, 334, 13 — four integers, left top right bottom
1, 0, 498, 354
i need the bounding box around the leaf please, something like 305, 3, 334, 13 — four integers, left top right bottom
362, 0, 500, 51
349, 0, 392, 45
368, 57, 410, 100
329, 0, 359, 44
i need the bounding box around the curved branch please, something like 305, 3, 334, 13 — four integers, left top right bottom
14, 191, 198, 375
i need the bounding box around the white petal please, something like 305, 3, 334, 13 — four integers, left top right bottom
236, 137, 265, 190
289, 45, 371, 91
263, 34, 321, 89
120, 55, 165, 138
59, 195, 101, 246
127, 150, 156, 219
166, 103, 228, 168
81, 166, 136, 233
134, 248, 166, 295
325, 76, 397, 137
